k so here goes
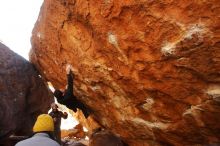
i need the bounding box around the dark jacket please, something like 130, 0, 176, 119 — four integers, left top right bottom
57, 72, 90, 118
49, 110, 67, 143
49, 111, 67, 129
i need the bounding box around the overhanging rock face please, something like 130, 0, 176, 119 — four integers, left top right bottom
30, 0, 220, 145
0, 43, 53, 139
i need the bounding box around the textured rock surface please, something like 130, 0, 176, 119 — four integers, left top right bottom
30, 0, 220, 145
0, 43, 53, 139
73, 110, 100, 133
61, 124, 85, 139
89, 130, 124, 146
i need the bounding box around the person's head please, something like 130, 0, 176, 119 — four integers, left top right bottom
89, 130, 124, 146
51, 103, 58, 112
53, 89, 63, 99
33, 114, 54, 133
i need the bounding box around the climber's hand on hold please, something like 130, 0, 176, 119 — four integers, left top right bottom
66, 64, 73, 74
63, 112, 68, 119
69, 69, 75, 80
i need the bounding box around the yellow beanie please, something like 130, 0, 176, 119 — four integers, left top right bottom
33, 114, 54, 132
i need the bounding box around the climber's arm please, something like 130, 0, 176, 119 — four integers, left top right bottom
63, 71, 74, 100
61, 112, 68, 119
66, 70, 73, 93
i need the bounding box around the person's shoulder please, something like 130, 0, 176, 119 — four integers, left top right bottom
15, 135, 60, 146
41, 136, 60, 146
48, 139, 60, 146
15, 141, 23, 146
15, 138, 31, 146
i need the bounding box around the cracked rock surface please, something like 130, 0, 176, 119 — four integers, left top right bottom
0, 43, 53, 139
30, 0, 220, 145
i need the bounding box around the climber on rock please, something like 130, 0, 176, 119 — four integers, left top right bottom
49, 103, 68, 144
15, 114, 60, 146
53, 64, 91, 119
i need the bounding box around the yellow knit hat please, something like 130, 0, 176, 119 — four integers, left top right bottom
33, 114, 54, 132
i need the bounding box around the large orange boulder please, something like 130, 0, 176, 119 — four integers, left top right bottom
30, 0, 220, 145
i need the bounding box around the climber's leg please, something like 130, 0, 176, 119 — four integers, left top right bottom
76, 101, 91, 118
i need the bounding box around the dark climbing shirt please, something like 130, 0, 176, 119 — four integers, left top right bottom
56, 71, 90, 118
49, 111, 67, 129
